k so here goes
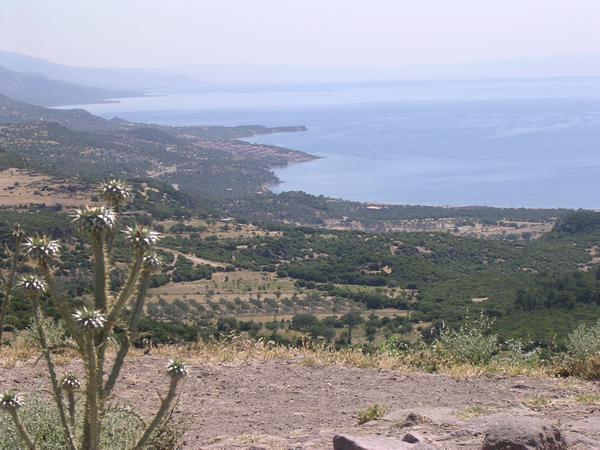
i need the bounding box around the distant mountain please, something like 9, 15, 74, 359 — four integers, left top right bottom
2, 50, 600, 95
0, 66, 139, 106
147, 54, 600, 84
0, 51, 205, 92
0, 93, 117, 131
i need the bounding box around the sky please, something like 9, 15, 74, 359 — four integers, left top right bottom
1, 0, 599, 69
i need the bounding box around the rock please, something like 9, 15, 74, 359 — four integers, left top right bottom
482, 417, 567, 450
401, 412, 428, 428
563, 431, 600, 449
402, 432, 424, 443
332, 434, 438, 450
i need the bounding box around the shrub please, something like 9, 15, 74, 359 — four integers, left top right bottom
357, 404, 386, 425
499, 339, 541, 368
0, 395, 183, 450
562, 320, 600, 380
433, 315, 499, 365
566, 320, 600, 360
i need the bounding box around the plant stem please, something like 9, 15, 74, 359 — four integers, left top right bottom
32, 299, 77, 450
134, 377, 181, 449
104, 268, 150, 397
91, 235, 110, 415
92, 237, 108, 312
104, 249, 144, 332
9, 409, 37, 450
38, 262, 83, 349
66, 390, 76, 429
83, 332, 100, 450
0, 239, 21, 343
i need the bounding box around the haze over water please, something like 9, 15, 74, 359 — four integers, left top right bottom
76, 78, 600, 209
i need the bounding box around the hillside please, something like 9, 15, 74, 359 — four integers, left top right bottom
0, 93, 573, 228
0, 66, 138, 106
0, 50, 204, 91
0, 93, 597, 346
0, 94, 314, 197
0, 93, 118, 131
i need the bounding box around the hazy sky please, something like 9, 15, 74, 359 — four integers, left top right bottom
2, 0, 599, 69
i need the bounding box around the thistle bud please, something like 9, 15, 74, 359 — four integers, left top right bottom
0, 392, 23, 410
124, 225, 160, 250
61, 373, 82, 391
23, 235, 60, 263
72, 307, 107, 330
73, 206, 117, 236
18, 274, 46, 298
99, 179, 132, 208
165, 359, 188, 378
143, 251, 162, 273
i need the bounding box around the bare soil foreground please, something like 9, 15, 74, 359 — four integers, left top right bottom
1, 355, 599, 449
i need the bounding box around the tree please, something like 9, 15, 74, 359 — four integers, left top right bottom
341, 311, 363, 345
290, 313, 319, 331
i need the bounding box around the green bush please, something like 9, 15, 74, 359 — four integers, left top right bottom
562, 320, 600, 380
566, 320, 600, 360
433, 315, 499, 365
0, 395, 183, 450
356, 404, 386, 425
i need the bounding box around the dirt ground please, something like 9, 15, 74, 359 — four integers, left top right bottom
0, 168, 91, 207
1, 356, 599, 449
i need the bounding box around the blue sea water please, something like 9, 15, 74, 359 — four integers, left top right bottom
71, 78, 600, 209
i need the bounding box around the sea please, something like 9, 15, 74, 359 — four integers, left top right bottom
66, 77, 600, 209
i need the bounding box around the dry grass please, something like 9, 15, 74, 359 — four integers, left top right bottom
146, 339, 554, 378
0, 334, 572, 381
456, 405, 488, 420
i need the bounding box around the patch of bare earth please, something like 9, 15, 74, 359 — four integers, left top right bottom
0, 168, 91, 208
1, 356, 598, 449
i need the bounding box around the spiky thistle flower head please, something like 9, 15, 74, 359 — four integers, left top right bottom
124, 225, 160, 250
73, 206, 117, 236
18, 274, 46, 298
23, 235, 60, 263
165, 359, 188, 378
99, 179, 132, 208
11, 224, 25, 242
1, 392, 23, 410
143, 251, 163, 273
72, 307, 106, 330
60, 373, 82, 391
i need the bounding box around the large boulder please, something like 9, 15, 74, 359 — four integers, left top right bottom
482, 416, 567, 450
332, 434, 437, 450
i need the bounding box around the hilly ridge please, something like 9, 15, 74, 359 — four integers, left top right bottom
0, 66, 138, 106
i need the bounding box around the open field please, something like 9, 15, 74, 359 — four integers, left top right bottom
237, 308, 408, 324
0, 168, 91, 207
149, 271, 297, 303
159, 218, 283, 240
325, 216, 554, 240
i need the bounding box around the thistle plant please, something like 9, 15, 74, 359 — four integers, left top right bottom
1, 392, 35, 450
99, 178, 132, 211
1, 179, 187, 450
0, 224, 26, 343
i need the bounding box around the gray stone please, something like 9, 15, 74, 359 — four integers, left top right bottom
482, 416, 567, 450
402, 432, 424, 443
332, 434, 437, 450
